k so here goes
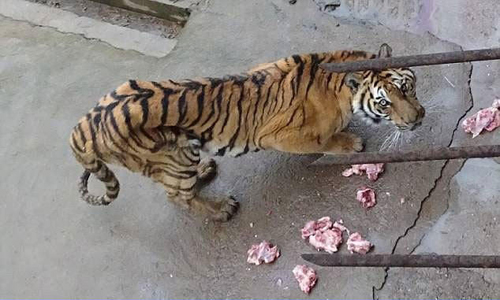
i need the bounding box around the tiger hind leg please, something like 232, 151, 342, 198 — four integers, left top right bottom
147, 147, 238, 222
197, 157, 217, 182
154, 128, 217, 181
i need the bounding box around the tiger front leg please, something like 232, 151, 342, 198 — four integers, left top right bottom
320, 132, 364, 154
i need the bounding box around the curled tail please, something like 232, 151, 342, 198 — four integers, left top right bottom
70, 119, 120, 206
78, 162, 120, 206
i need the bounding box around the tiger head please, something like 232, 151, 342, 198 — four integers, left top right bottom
346, 44, 425, 131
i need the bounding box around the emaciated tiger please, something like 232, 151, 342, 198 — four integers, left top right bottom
69, 43, 425, 221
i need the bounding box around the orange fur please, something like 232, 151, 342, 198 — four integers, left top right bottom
69, 44, 424, 221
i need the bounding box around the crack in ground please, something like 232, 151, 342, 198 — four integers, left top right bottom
407, 159, 468, 255
373, 52, 475, 300
447, 58, 475, 147
372, 158, 468, 299
402, 52, 475, 256
371, 159, 449, 300
402, 47, 475, 254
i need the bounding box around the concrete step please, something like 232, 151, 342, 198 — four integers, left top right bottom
89, 0, 193, 25
153, 0, 201, 9
1, 0, 177, 57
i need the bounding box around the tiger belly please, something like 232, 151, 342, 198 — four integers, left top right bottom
202, 140, 259, 157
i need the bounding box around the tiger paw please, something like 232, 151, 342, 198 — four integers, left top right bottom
210, 196, 239, 222
338, 132, 364, 153
350, 134, 364, 152
197, 158, 217, 181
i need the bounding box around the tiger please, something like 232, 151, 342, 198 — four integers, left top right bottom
69, 43, 425, 222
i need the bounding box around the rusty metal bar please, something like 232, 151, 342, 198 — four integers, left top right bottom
320, 47, 500, 73
310, 145, 500, 166
301, 254, 500, 268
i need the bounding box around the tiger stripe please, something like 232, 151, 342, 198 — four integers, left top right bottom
70, 43, 424, 221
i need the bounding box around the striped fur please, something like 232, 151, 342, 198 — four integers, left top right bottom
69, 43, 425, 221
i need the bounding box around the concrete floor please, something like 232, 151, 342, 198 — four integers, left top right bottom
0, 0, 499, 298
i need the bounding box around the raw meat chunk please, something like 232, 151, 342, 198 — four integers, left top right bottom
485, 109, 500, 131
301, 221, 317, 239
462, 99, 500, 138
356, 187, 377, 208
293, 265, 317, 294
316, 216, 333, 231
347, 232, 372, 254
301, 217, 346, 253
493, 99, 500, 108
247, 241, 280, 265
341, 167, 356, 177
308, 228, 343, 253
300, 217, 372, 255
332, 219, 348, 233
342, 163, 385, 181
301, 216, 333, 239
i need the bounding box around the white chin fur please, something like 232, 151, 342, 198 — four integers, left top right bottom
354, 109, 376, 125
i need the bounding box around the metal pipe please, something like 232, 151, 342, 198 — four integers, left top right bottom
301, 254, 500, 268
320, 48, 500, 73
310, 145, 500, 166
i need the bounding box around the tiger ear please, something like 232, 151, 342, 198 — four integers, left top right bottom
378, 43, 393, 58
345, 72, 363, 93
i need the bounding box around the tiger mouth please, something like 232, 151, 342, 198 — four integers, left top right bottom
396, 121, 422, 131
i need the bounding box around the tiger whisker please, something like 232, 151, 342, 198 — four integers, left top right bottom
391, 131, 402, 151
396, 131, 403, 150
421, 102, 444, 114
389, 130, 399, 150
379, 132, 391, 151
386, 131, 397, 151
380, 129, 397, 151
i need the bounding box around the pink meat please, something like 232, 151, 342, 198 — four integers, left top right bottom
342, 163, 385, 181
363, 163, 385, 181
246, 241, 280, 265
462, 100, 500, 138
301, 221, 317, 239
332, 219, 349, 234
315, 216, 333, 232
347, 232, 373, 254
493, 99, 500, 108
301, 217, 347, 253
341, 167, 356, 177
485, 109, 500, 131
293, 265, 317, 294
356, 187, 377, 208
308, 227, 343, 253
301, 216, 333, 239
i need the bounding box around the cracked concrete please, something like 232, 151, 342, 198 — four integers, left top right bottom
378, 159, 500, 299
347, 0, 500, 298
0, 0, 498, 298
